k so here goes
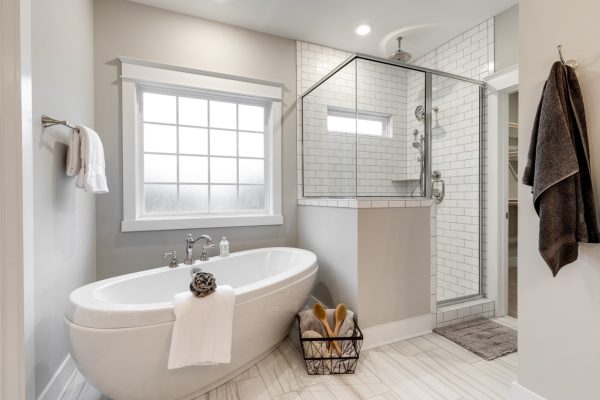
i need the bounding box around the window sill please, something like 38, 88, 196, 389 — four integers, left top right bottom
121, 214, 283, 232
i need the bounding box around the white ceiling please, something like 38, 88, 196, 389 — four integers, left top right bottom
129, 0, 517, 60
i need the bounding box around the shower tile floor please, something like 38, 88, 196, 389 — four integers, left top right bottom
68, 333, 517, 400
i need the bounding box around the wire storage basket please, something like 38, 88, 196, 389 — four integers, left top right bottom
297, 316, 363, 375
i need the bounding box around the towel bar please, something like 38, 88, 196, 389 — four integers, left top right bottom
41, 115, 78, 145
41, 115, 79, 131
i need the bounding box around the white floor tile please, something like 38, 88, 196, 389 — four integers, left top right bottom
68, 333, 518, 400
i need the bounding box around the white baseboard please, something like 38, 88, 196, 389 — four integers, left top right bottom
361, 314, 432, 350
37, 355, 78, 400
511, 381, 547, 400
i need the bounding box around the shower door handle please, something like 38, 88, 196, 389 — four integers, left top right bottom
431, 171, 445, 204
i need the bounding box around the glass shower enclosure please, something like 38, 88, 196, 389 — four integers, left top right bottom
301, 54, 484, 305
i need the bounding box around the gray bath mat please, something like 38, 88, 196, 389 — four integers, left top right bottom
433, 318, 517, 361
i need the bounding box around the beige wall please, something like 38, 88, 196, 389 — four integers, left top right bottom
358, 208, 430, 328
494, 5, 518, 71
298, 206, 430, 329
518, 1, 600, 398
31, 0, 95, 395
93, 0, 298, 279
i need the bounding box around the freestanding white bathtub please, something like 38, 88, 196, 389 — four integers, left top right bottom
66, 247, 318, 400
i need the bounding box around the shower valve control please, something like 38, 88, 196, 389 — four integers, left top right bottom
431, 170, 445, 204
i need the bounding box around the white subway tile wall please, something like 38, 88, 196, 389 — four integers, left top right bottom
296, 42, 351, 198
407, 19, 493, 302
435, 298, 495, 328
296, 17, 493, 306
300, 57, 424, 197
302, 61, 357, 196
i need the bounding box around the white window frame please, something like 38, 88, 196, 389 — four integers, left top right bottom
119, 58, 283, 232
327, 107, 393, 137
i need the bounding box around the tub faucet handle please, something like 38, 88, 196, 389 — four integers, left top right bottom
184, 234, 214, 264
163, 251, 178, 268
200, 243, 215, 262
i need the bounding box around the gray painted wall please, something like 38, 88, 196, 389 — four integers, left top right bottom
298, 206, 359, 312
31, 0, 95, 395
93, 0, 298, 279
519, 1, 600, 398
494, 5, 519, 71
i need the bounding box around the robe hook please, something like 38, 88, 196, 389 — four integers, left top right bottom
557, 44, 578, 70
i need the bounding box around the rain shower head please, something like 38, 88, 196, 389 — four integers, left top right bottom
389, 36, 412, 63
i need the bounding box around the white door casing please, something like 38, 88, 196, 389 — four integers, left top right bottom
485, 65, 519, 317
0, 0, 33, 398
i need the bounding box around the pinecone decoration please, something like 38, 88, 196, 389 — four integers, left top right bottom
190, 272, 217, 297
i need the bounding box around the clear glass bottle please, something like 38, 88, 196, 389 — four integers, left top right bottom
219, 236, 230, 257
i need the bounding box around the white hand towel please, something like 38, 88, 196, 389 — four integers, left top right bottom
75, 125, 109, 194
168, 286, 236, 369
66, 128, 81, 177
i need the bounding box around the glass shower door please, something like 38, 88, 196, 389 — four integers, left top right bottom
431, 74, 482, 304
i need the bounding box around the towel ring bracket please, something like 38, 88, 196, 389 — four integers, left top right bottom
41, 115, 79, 131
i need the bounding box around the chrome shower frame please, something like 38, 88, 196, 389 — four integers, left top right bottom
300, 54, 486, 304
301, 53, 484, 203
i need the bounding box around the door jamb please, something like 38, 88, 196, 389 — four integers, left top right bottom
0, 0, 33, 398
485, 65, 519, 318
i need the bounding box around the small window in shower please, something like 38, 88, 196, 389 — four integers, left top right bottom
327, 107, 392, 137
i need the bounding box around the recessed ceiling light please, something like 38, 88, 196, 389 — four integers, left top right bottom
355, 24, 372, 36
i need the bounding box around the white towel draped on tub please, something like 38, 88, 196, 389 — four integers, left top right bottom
168, 286, 236, 369
66, 125, 108, 194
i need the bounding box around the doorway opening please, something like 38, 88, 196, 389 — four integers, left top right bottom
507, 92, 518, 318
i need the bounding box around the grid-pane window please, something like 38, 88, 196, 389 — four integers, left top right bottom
140, 89, 267, 216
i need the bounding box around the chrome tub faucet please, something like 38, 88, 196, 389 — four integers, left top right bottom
184, 234, 215, 264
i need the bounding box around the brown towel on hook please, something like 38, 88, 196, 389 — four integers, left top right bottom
523, 61, 600, 276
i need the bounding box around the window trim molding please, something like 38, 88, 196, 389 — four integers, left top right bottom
120, 59, 283, 232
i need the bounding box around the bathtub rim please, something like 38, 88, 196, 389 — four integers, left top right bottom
67, 247, 317, 329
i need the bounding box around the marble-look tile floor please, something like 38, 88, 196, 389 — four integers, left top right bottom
67, 333, 517, 400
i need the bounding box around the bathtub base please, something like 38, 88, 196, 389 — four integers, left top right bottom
67, 315, 296, 400
176, 342, 280, 400
67, 266, 317, 400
